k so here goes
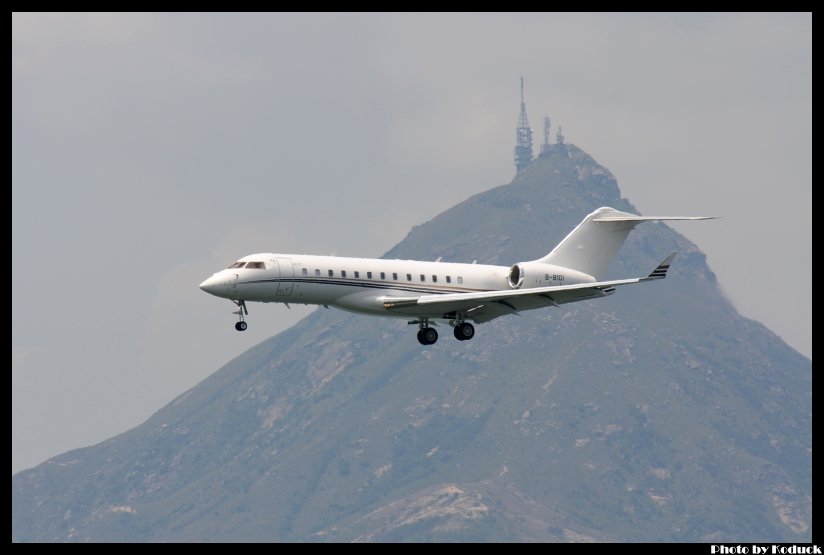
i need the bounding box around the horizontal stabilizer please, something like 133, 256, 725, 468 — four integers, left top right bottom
593, 215, 716, 222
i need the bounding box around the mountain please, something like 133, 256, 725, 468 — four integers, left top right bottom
12, 144, 811, 542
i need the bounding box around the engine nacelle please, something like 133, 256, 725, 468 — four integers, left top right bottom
508, 262, 595, 289
508, 263, 526, 288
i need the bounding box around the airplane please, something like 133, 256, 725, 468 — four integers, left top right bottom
199, 206, 713, 345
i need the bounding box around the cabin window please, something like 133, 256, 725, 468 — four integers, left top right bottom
457, 276, 463, 284
301, 268, 308, 276
367, 271, 373, 279
446, 276, 451, 283
315, 269, 321, 277
354, 271, 360, 278
381, 272, 386, 279
420, 274, 426, 282
406, 273, 412, 281
432, 275, 437, 283
228, 261, 246, 269
246, 261, 265, 269
392, 273, 398, 280
341, 270, 347, 278
328, 270, 334, 277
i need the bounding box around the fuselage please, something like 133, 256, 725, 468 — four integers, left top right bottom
199, 253, 590, 320
198, 207, 712, 343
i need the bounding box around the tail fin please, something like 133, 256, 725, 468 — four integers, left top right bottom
536, 207, 713, 279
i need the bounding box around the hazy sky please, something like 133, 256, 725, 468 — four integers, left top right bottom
12, 13, 811, 473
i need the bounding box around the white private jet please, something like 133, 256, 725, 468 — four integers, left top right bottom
199, 207, 713, 345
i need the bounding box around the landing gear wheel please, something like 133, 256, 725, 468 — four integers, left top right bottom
417, 327, 438, 345
423, 327, 438, 345
453, 322, 475, 341
232, 300, 248, 332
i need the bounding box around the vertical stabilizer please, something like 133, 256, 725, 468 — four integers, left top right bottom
536, 207, 713, 279
536, 208, 638, 279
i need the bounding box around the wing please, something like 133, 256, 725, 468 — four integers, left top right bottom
379, 253, 677, 324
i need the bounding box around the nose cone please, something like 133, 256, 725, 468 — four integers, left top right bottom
199, 274, 227, 297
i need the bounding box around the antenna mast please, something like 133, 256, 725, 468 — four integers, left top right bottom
513, 77, 534, 173
540, 115, 552, 155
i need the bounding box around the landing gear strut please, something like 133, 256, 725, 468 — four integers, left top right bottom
233, 300, 248, 331
416, 320, 438, 345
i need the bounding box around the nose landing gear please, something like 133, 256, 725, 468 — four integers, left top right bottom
233, 300, 248, 331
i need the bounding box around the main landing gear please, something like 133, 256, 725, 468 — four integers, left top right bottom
233, 300, 248, 331
413, 319, 475, 345
453, 321, 475, 341
417, 325, 439, 345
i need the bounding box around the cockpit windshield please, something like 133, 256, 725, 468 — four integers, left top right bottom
228, 260, 265, 269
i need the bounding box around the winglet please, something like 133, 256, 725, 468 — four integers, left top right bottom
646, 252, 677, 280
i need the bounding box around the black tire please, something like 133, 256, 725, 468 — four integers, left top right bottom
417, 329, 427, 345
422, 327, 438, 345
235, 321, 248, 331
454, 322, 475, 341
